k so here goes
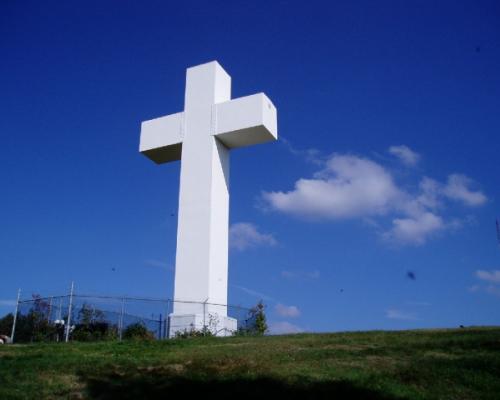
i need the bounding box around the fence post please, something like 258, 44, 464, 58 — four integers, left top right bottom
118, 297, 125, 341
166, 300, 171, 339
10, 288, 21, 343
203, 299, 207, 332
57, 297, 63, 321
65, 281, 74, 343
47, 296, 53, 323
158, 313, 162, 340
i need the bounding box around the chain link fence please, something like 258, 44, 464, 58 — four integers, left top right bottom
4, 288, 258, 343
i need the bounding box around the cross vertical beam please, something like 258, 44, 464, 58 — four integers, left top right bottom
174, 62, 231, 317
139, 61, 277, 336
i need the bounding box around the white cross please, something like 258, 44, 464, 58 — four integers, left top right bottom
139, 61, 277, 336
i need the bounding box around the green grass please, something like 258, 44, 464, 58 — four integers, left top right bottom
1, 327, 499, 399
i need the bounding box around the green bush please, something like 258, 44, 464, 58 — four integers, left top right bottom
72, 322, 117, 342
237, 301, 268, 336
122, 323, 155, 340
0, 313, 13, 337
71, 303, 117, 342
9, 295, 57, 343
174, 325, 214, 339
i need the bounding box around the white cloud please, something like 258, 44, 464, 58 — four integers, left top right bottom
268, 321, 304, 335
469, 270, 500, 297
262, 151, 487, 246
0, 300, 16, 307
389, 145, 420, 166
385, 309, 418, 320
275, 303, 301, 318
229, 223, 277, 251
281, 137, 323, 165
281, 269, 320, 280
485, 285, 500, 297
263, 155, 402, 220
307, 270, 321, 279
476, 270, 500, 284
384, 212, 445, 245
416, 177, 442, 210
281, 270, 298, 279
144, 259, 171, 270
468, 285, 481, 293
232, 284, 277, 302
406, 301, 431, 306
443, 174, 487, 206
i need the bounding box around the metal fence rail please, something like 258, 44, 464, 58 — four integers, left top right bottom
5, 286, 256, 343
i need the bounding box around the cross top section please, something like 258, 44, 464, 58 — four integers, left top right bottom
140, 61, 277, 164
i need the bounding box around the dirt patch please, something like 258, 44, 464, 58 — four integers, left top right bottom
423, 351, 459, 360
320, 344, 376, 352
37, 373, 86, 400
137, 363, 186, 374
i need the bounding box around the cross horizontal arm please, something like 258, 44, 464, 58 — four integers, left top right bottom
214, 93, 277, 149
140, 112, 184, 164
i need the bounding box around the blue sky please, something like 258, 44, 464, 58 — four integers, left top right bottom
1, 0, 499, 334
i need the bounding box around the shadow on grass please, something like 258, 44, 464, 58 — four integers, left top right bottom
82, 372, 403, 400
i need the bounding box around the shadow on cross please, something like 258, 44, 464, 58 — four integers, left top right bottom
81, 369, 402, 400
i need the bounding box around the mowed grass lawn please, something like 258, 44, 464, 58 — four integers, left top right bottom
0, 327, 499, 399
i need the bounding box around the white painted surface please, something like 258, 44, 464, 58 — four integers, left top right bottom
168, 314, 237, 337
140, 112, 184, 163
215, 93, 277, 148
140, 61, 277, 336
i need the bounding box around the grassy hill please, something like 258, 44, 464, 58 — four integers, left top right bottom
0, 327, 499, 399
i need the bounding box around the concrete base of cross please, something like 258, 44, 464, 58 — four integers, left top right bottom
168, 313, 237, 338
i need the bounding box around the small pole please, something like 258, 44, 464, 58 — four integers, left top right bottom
58, 297, 63, 321
55, 297, 63, 342
65, 281, 74, 343
119, 297, 125, 341
10, 288, 21, 343
203, 299, 206, 331
164, 300, 169, 339
158, 313, 162, 340
47, 296, 53, 323
166, 300, 171, 339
